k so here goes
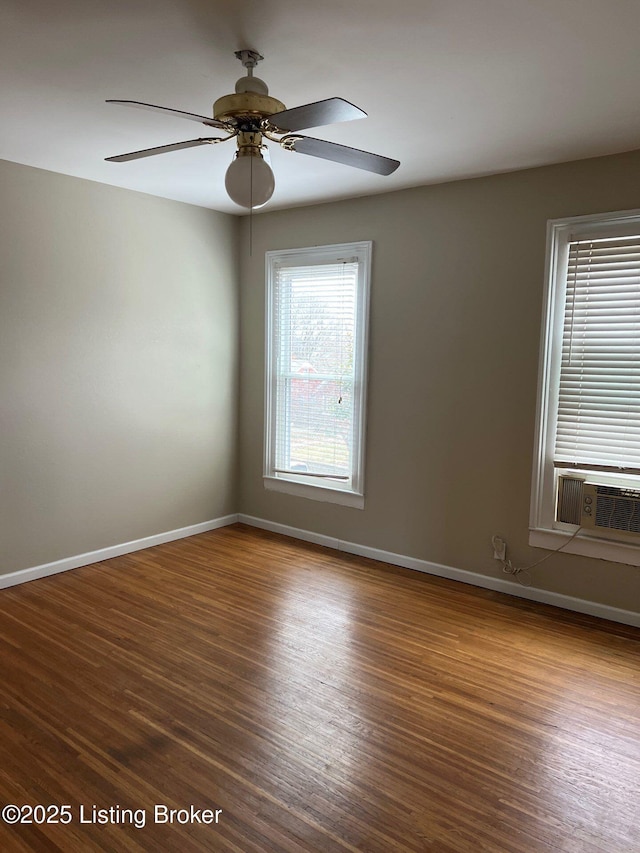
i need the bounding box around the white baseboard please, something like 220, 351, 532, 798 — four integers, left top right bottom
4, 511, 638, 629
238, 514, 640, 629
0, 514, 239, 590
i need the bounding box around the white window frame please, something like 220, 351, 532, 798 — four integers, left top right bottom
264, 242, 372, 509
530, 208, 640, 566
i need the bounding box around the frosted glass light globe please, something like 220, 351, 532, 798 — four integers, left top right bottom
224, 153, 275, 209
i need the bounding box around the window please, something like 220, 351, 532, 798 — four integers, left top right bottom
531, 209, 640, 565
264, 242, 371, 508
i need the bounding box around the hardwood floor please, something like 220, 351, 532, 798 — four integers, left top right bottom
0, 523, 638, 852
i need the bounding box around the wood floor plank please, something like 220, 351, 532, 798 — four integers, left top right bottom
0, 523, 638, 851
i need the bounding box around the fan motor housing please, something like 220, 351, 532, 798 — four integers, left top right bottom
214, 92, 286, 124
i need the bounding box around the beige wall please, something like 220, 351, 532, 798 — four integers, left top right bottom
0, 159, 239, 574
238, 149, 640, 613
3, 150, 639, 613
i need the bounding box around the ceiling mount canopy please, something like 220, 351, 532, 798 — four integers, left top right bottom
105, 50, 400, 210
233, 49, 268, 95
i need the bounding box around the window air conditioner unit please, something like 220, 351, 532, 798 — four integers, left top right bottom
556, 475, 640, 535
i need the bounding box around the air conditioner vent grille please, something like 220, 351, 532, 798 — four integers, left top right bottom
594, 490, 640, 534
557, 477, 583, 525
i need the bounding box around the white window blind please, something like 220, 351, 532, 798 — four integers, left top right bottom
265, 242, 371, 502
555, 233, 640, 474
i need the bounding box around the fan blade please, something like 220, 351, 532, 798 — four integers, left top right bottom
105, 138, 223, 162
106, 100, 227, 129
267, 98, 366, 132
283, 135, 400, 176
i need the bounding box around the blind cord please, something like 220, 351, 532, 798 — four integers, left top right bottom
338, 260, 347, 407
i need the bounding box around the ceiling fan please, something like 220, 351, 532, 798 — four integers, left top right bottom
106, 50, 400, 210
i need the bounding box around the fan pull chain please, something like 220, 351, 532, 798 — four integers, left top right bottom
249, 154, 254, 256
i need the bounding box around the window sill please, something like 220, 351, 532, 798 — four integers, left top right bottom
263, 476, 365, 509
529, 527, 640, 567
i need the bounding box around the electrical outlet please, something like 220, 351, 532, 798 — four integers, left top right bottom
492, 536, 506, 561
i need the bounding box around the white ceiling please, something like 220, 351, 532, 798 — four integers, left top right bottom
2, 0, 640, 216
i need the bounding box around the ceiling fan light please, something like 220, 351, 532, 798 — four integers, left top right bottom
225, 151, 275, 209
